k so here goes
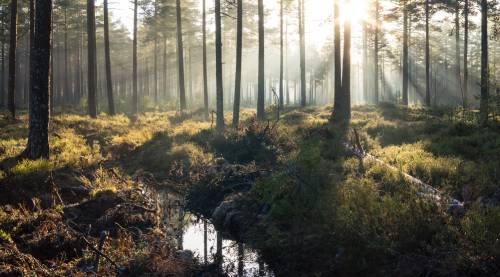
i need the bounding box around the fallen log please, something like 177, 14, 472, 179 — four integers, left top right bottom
345, 129, 464, 215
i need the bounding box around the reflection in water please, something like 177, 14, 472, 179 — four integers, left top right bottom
158, 189, 272, 276
183, 219, 273, 277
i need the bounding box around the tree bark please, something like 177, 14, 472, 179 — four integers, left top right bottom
1, 34, 5, 107
8, 0, 17, 118
215, 0, 224, 130
25, 0, 52, 160
176, 0, 186, 111
104, 0, 115, 115
233, 0, 243, 127
333, 0, 341, 109
279, 0, 284, 110
479, 0, 489, 125
425, 0, 431, 106
341, 15, 352, 121
202, 0, 209, 120
299, 0, 306, 107
455, 0, 461, 102
257, 0, 265, 120
132, 0, 138, 114
402, 0, 409, 105
463, 0, 469, 108
153, 0, 158, 104
87, 0, 97, 118
374, 0, 380, 104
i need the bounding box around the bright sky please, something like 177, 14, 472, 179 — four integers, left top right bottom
97, 0, 369, 51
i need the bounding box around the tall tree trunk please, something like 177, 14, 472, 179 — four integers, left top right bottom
163, 37, 168, 101
402, 0, 409, 105
1, 33, 5, 107
28, 0, 34, 107
7, 0, 17, 118
479, 0, 489, 125
455, 0, 461, 101
257, 0, 265, 119
153, 0, 158, 104
374, 0, 380, 104
176, 0, 186, 111
299, 0, 306, 107
333, 0, 341, 109
362, 21, 368, 103
279, 0, 284, 110
64, 6, 70, 103
87, 0, 97, 118
425, 0, 430, 106
202, 0, 209, 119
463, 0, 469, 108
132, 0, 138, 114
103, 0, 115, 115
233, 0, 243, 127
215, 0, 224, 130
341, 14, 352, 121
25, 0, 52, 160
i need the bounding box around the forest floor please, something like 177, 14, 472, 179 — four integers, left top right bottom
0, 104, 499, 276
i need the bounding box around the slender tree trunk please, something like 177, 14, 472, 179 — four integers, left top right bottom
425, 0, 431, 106
28, 0, 34, 107
299, 0, 306, 107
64, 6, 70, 103
374, 0, 380, 104
163, 37, 168, 101
176, 0, 186, 111
25, 0, 52, 160
455, 0, 461, 101
7, 0, 17, 118
154, 0, 158, 104
215, 0, 224, 130
362, 21, 368, 103
479, 0, 489, 125
132, 0, 138, 114
333, 0, 341, 109
87, 0, 97, 118
202, 0, 209, 119
1, 32, 5, 107
279, 0, 284, 110
463, 0, 469, 108
341, 15, 352, 120
257, 0, 265, 119
402, 0, 409, 105
233, 0, 243, 127
103, 0, 115, 115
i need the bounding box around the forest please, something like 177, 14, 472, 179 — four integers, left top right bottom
0, 0, 499, 275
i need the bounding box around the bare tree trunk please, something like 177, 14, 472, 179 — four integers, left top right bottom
25, 0, 52, 160
64, 6, 71, 104
202, 0, 209, 119
7, 0, 17, 118
425, 0, 431, 106
455, 0, 461, 101
479, 0, 489, 125
132, 0, 138, 114
333, 0, 341, 109
402, 0, 409, 105
279, 0, 284, 110
176, 0, 187, 111
341, 15, 352, 120
103, 0, 115, 115
87, 0, 97, 118
215, 0, 224, 130
233, 0, 243, 127
299, 0, 306, 107
463, 0, 469, 108
0, 38, 4, 107
154, 0, 158, 104
257, 0, 265, 119
374, 0, 380, 104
